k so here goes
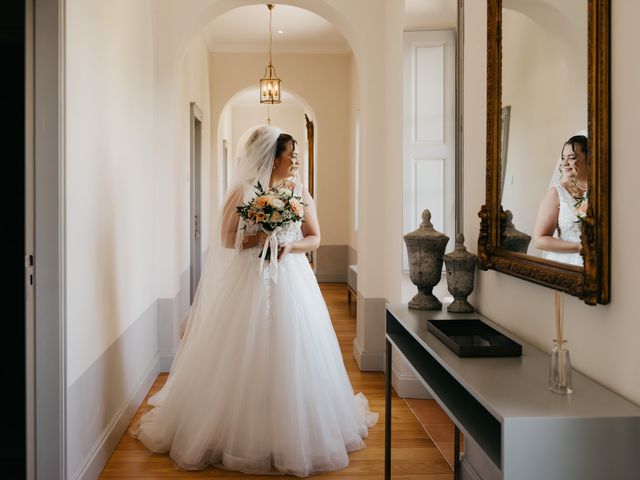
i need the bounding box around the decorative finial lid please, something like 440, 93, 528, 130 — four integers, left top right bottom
505, 209, 515, 228
443, 231, 477, 263
420, 210, 433, 228
403, 209, 449, 245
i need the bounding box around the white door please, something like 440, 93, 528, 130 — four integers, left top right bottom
403, 29, 456, 271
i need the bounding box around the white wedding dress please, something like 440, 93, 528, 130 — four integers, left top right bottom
543, 183, 584, 266
129, 180, 379, 476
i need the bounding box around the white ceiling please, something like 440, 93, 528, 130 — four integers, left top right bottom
203, 4, 350, 53
203, 2, 457, 54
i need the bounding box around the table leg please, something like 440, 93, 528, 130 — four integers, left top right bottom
385, 338, 392, 479
454, 424, 461, 480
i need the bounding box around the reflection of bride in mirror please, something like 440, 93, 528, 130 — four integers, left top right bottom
532, 134, 588, 266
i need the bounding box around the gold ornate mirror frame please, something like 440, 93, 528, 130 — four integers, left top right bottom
478, 0, 610, 305
304, 113, 316, 268
305, 113, 314, 197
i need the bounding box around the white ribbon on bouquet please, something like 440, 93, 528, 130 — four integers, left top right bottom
258, 226, 283, 283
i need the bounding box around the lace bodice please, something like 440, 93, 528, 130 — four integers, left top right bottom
554, 183, 582, 244
542, 183, 584, 266
274, 219, 304, 244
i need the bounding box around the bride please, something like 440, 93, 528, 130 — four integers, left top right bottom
532, 134, 588, 266
128, 124, 379, 476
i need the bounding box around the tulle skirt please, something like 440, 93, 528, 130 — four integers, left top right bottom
128, 246, 379, 476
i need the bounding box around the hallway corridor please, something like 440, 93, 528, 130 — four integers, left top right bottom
99, 283, 453, 479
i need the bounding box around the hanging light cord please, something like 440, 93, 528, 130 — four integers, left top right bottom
268, 4, 274, 67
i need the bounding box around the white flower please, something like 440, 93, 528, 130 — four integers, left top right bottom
277, 187, 292, 196
271, 198, 285, 209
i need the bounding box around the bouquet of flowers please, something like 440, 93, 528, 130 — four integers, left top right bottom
236, 180, 306, 261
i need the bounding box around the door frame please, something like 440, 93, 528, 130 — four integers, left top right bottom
189, 102, 204, 304
27, 0, 68, 478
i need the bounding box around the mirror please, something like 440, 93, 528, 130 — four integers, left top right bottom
478, 0, 610, 305
500, 1, 587, 266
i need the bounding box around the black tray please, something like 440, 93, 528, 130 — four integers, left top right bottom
427, 319, 522, 357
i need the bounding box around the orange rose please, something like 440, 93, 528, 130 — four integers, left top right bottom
289, 198, 304, 217
255, 196, 270, 208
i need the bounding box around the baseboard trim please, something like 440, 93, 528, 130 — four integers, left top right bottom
391, 363, 432, 399
352, 336, 385, 371
72, 354, 161, 480
315, 244, 348, 283
69, 267, 190, 479
316, 273, 347, 283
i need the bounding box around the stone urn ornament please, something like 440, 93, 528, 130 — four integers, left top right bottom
501, 210, 532, 254
403, 209, 449, 310
443, 233, 478, 313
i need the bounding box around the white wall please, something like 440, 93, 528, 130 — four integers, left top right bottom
464, 0, 640, 406
65, 0, 156, 387
174, 34, 213, 258
152, 15, 214, 302
65, 2, 212, 387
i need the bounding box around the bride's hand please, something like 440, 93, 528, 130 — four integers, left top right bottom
277, 243, 294, 262
256, 230, 269, 247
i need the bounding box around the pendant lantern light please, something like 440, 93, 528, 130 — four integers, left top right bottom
260, 4, 282, 104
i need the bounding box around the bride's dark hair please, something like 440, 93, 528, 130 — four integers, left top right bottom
275, 133, 297, 159
563, 135, 588, 157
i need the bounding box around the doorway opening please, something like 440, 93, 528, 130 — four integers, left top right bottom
190, 102, 204, 304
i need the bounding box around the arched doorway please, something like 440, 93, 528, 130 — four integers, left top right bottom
217, 88, 316, 192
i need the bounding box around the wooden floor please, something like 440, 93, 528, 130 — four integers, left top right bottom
100, 283, 454, 479
404, 398, 464, 469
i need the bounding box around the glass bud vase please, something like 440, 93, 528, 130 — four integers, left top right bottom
548, 339, 573, 394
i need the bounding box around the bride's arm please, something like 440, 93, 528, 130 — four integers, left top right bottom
532, 187, 581, 253
221, 186, 268, 249
287, 183, 321, 254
